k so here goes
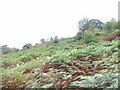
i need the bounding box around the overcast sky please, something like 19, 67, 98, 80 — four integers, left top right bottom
0, 0, 119, 49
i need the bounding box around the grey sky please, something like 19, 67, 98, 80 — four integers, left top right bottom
0, 0, 119, 49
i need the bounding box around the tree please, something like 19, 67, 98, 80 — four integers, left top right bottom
103, 18, 118, 32
103, 20, 118, 31
78, 18, 89, 32
104, 22, 112, 31
1, 45, 20, 54
89, 19, 104, 29
1, 45, 12, 54
12, 48, 19, 52
53, 36, 59, 43
110, 18, 116, 22
78, 18, 103, 33
50, 37, 53, 41
40, 38, 45, 43
22, 43, 32, 50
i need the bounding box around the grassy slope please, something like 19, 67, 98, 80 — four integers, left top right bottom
0, 32, 120, 89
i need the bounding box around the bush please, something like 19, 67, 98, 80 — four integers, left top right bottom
22, 43, 33, 50
103, 20, 118, 33
82, 31, 98, 44
103, 22, 113, 32
75, 32, 83, 40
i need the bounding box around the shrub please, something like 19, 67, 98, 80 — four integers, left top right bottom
103, 20, 118, 33
75, 32, 83, 40
82, 31, 98, 44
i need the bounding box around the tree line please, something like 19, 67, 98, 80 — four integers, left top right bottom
1, 36, 62, 54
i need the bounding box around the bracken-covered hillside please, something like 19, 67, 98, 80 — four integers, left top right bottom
0, 31, 120, 89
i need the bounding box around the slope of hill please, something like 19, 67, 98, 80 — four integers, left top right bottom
0, 31, 119, 89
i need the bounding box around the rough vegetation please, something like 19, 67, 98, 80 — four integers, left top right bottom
0, 18, 120, 89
